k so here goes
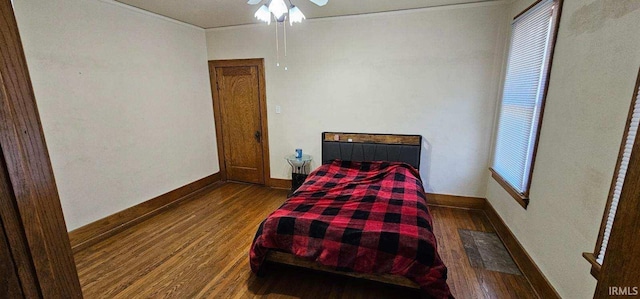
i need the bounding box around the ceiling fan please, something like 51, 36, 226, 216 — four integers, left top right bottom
248, 0, 327, 69
247, 0, 328, 25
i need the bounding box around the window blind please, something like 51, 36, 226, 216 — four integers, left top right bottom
492, 0, 557, 194
597, 84, 640, 264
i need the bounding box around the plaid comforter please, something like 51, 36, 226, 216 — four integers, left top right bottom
250, 160, 452, 298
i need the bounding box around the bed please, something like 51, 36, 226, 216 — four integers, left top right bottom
249, 132, 452, 298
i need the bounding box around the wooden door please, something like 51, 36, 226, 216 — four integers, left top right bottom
210, 60, 269, 185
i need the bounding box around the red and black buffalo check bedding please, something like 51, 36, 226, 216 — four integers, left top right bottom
250, 160, 452, 298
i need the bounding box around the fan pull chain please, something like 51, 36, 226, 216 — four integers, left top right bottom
283, 20, 288, 71
275, 17, 280, 67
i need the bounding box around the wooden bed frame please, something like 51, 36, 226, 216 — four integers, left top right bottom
265, 251, 420, 289
263, 132, 423, 290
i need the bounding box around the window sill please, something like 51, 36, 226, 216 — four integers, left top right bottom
489, 168, 529, 209
582, 252, 601, 279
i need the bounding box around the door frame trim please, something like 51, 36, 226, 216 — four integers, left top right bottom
208, 58, 270, 185
0, 1, 82, 297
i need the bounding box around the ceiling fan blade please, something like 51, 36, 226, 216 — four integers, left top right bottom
247, 0, 262, 5
309, 0, 328, 6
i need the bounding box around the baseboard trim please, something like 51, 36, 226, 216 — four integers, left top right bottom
268, 178, 291, 190
483, 201, 561, 299
69, 172, 222, 253
425, 193, 486, 209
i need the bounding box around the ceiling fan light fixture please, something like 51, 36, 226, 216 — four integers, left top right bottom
268, 0, 288, 19
249, 0, 328, 69
309, 0, 328, 6
288, 5, 305, 25
254, 4, 271, 24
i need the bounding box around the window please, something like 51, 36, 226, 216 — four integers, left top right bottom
597, 81, 640, 265
490, 0, 561, 208
584, 68, 640, 279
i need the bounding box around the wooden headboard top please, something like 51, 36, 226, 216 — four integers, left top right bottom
322, 132, 421, 146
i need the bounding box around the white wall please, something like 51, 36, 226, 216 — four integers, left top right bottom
13, 0, 219, 230
206, 2, 508, 197
486, 0, 640, 298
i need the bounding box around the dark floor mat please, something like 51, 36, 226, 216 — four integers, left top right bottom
458, 229, 521, 275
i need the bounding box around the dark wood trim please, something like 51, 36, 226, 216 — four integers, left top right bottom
0, 146, 40, 298
594, 80, 640, 296
587, 67, 640, 281
268, 178, 291, 190
322, 132, 421, 146
257, 60, 271, 186
483, 201, 560, 299
490, 168, 529, 209
0, 215, 23, 298
266, 251, 420, 289
208, 59, 270, 185
209, 65, 227, 181
0, 1, 82, 297
582, 252, 601, 279
425, 193, 487, 210
69, 173, 222, 252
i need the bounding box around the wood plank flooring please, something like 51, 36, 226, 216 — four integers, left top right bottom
74, 182, 537, 298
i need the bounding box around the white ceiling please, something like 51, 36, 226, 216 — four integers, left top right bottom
114, 0, 497, 29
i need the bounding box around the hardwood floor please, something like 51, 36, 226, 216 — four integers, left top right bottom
430, 207, 536, 299
74, 182, 537, 298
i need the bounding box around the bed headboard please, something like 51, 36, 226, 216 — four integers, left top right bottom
321, 132, 422, 169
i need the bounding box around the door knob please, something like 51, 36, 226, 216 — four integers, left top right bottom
254, 131, 262, 142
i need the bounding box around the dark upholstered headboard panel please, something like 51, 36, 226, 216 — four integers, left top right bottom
321, 132, 422, 169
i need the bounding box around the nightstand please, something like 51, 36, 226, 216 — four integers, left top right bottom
285, 154, 312, 193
